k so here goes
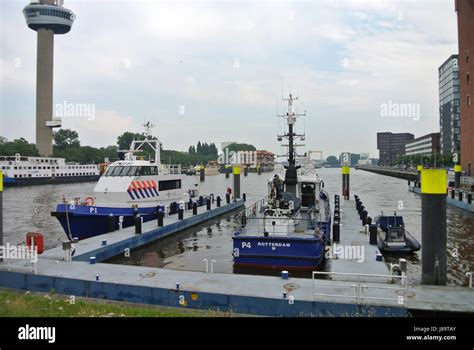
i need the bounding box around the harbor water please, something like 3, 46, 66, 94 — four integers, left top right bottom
3, 168, 473, 286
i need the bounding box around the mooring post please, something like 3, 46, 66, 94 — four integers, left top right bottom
342, 166, 350, 200
332, 221, 340, 242
417, 165, 423, 187
0, 170, 3, 262
216, 196, 221, 207
157, 211, 164, 227
199, 165, 205, 182
134, 215, 142, 234
369, 224, 377, 245
454, 164, 462, 189
107, 214, 115, 233
233, 165, 241, 199
421, 168, 447, 285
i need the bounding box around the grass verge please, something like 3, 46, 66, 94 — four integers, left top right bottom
0, 288, 237, 317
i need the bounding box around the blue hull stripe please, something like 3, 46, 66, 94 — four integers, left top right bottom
143, 187, 152, 197
127, 189, 135, 200
153, 188, 159, 196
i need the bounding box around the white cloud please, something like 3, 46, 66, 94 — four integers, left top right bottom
0, 0, 459, 157
60, 109, 137, 147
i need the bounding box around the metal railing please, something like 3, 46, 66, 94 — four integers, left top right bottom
0, 259, 37, 274
312, 271, 408, 305
235, 198, 330, 236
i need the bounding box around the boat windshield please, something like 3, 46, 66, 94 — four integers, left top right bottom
104, 166, 158, 177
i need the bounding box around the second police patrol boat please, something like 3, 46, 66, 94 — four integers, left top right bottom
52, 123, 198, 240
232, 94, 332, 270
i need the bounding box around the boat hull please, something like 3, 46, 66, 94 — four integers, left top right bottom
232, 236, 328, 270
3, 175, 100, 187
377, 231, 421, 253
51, 204, 163, 240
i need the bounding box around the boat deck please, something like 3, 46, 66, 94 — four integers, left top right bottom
235, 197, 330, 238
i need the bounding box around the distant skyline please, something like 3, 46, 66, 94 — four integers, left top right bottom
0, 0, 458, 158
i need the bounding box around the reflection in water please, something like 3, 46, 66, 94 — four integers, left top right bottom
3, 169, 474, 286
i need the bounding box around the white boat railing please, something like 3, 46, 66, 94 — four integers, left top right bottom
312, 271, 408, 306
0, 259, 37, 274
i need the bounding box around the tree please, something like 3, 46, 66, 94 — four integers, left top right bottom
226, 143, 256, 152
326, 155, 339, 167
0, 137, 39, 156
117, 132, 142, 150
53, 129, 80, 150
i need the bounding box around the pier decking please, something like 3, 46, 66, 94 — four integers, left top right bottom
409, 185, 474, 212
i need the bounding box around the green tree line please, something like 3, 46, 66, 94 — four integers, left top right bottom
0, 130, 257, 166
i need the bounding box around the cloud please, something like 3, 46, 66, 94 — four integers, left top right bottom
60, 109, 137, 148
0, 0, 459, 157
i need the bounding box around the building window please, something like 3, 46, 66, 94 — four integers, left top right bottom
468, 95, 472, 107
467, 50, 470, 63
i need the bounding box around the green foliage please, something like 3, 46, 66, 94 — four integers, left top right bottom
194, 141, 218, 156
161, 150, 216, 166
326, 155, 339, 167
117, 132, 142, 150
0, 290, 234, 317
0, 137, 40, 156
226, 143, 256, 152
53, 129, 80, 150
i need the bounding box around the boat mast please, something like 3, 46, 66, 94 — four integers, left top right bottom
129, 122, 161, 165
277, 93, 306, 195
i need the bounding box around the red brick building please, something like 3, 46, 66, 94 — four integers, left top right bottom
456, 0, 474, 175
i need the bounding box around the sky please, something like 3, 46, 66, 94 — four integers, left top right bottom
0, 0, 459, 158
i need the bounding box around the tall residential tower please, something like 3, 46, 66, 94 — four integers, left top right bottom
438, 55, 460, 155
23, 0, 75, 156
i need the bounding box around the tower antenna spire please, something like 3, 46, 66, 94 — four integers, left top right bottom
23, 0, 75, 156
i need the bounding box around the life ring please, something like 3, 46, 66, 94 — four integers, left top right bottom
84, 196, 95, 206
252, 204, 257, 216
